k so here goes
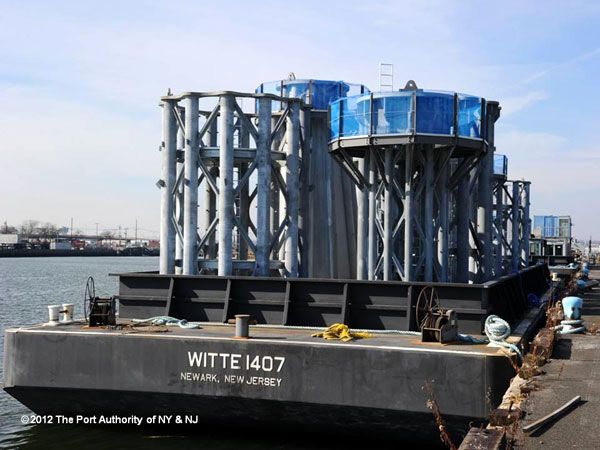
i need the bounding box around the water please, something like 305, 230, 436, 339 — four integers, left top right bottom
0, 257, 439, 449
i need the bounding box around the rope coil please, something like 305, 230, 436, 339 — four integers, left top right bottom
484, 315, 522, 362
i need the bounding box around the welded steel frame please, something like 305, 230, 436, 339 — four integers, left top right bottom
159, 91, 307, 277
333, 100, 501, 283
494, 179, 531, 273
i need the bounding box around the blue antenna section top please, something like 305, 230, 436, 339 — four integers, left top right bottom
494, 154, 508, 178
256, 79, 370, 111
329, 90, 485, 141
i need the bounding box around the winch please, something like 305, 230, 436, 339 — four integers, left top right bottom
84, 277, 116, 327
416, 286, 459, 343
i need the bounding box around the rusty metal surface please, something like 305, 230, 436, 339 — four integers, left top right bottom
458, 427, 505, 450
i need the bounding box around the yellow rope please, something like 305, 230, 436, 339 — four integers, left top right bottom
311, 323, 372, 342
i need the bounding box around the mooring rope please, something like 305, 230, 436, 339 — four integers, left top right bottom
553, 319, 586, 335
483, 315, 522, 362
131, 316, 202, 329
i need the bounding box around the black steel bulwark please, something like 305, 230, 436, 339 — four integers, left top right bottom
117, 264, 550, 334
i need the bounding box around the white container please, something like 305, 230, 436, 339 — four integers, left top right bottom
47, 305, 61, 326
61, 303, 75, 323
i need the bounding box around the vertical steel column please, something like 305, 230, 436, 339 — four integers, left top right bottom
437, 159, 449, 282
204, 118, 218, 260
298, 107, 311, 277
383, 149, 393, 280
356, 158, 368, 280
456, 167, 470, 283
469, 170, 478, 283
238, 121, 250, 261
175, 109, 185, 275
424, 147, 434, 282
218, 95, 235, 276
494, 184, 504, 276
283, 101, 300, 277
255, 98, 272, 276
367, 149, 377, 280
511, 181, 520, 272
522, 182, 531, 267
160, 99, 177, 274
404, 145, 414, 281
270, 116, 281, 261
477, 150, 493, 281
182, 96, 199, 275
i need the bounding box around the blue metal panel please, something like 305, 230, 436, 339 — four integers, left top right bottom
493, 154, 508, 177
256, 80, 370, 112
458, 95, 483, 138
328, 90, 486, 142
415, 91, 454, 135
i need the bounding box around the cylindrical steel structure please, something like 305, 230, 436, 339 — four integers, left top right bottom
367, 150, 377, 280
356, 159, 368, 280
182, 96, 199, 275
160, 100, 177, 274
511, 181, 520, 272
255, 98, 272, 276
522, 182, 531, 267
284, 101, 300, 277
404, 146, 414, 281
383, 149, 393, 281
218, 96, 235, 276
175, 108, 185, 274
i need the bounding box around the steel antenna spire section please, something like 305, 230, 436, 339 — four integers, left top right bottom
157, 90, 306, 277
328, 81, 528, 283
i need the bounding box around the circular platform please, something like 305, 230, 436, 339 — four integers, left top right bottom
256, 79, 370, 111
328, 90, 487, 157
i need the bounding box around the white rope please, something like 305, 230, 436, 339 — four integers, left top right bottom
553, 319, 585, 335
131, 316, 202, 329
484, 315, 522, 361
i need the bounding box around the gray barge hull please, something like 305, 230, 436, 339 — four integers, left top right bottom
4, 322, 514, 443
3, 266, 549, 443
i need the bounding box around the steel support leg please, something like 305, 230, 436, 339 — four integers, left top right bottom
284, 101, 300, 277
175, 109, 185, 274
356, 158, 368, 280
160, 99, 177, 274
383, 149, 393, 281
511, 181, 520, 272
456, 167, 469, 283
218, 96, 234, 276
437, 158, 449, 282
424, 147, 434, 282
522, 182, 531, 267
255, 98, 272, 276
368, 149, 377, 280
404, 146, 414, 281
477, 149, 493, 281
183, 96, 199, 275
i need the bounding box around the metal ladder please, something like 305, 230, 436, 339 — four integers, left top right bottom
379, 63, 394, 91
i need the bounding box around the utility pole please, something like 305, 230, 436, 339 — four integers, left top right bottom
135, 219, 138, 244
70, 217, 73, 241
95, 223, 99, 237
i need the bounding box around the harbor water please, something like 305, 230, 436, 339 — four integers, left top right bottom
0, 257, 434, 449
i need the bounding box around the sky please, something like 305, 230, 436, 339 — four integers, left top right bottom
0, 0, 599, 239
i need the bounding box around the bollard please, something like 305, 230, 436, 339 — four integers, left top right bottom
47, 305, 61, 326
61, 303, 74, 323
235, 314, 250, 339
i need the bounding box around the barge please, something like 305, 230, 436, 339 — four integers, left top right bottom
3, 265, 549, 444
2, 77, 548, 444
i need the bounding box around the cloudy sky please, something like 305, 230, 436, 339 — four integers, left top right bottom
1, 1, 598, 239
